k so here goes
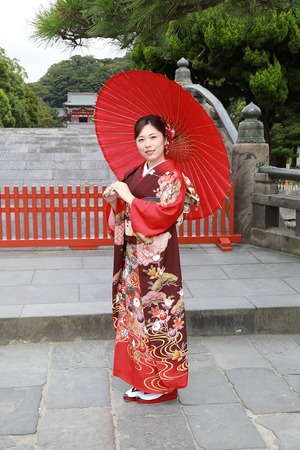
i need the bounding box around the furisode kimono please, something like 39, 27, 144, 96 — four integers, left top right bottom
108, 159, 195, 394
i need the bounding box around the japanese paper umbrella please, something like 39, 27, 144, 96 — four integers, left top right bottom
94, 69, 230, 219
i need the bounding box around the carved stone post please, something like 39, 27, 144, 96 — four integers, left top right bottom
231, 103, 269, 238
174, 57, 192, 84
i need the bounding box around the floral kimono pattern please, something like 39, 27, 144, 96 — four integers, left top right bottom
110, 160, 190, 394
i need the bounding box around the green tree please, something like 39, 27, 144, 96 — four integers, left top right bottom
0, 48, 58, 128
271, 105, 300, 166
31, 0, 300, 154
30, 54, 132, 108
131, 3, 300, 153
0, 89, 13, 127
31, 0, 296, 49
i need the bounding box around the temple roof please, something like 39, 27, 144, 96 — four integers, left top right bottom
64, 92, 97, 107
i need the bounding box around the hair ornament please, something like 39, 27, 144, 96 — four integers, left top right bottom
165, 124, 176, 144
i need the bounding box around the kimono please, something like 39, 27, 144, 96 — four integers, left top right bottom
108, 159, 193, 394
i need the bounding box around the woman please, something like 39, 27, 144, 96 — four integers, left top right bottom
103, 115, 198, 404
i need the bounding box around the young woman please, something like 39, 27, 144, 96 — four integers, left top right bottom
103, 115, 198, 404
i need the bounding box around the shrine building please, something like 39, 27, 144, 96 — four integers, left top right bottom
63, 92, 97, 123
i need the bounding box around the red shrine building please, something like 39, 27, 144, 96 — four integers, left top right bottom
63, 92, 97, 123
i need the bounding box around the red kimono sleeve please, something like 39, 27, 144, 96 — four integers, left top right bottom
105, 198, 126, 237
129, 170, 186, 237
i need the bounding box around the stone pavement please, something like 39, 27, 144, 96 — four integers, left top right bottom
0, 244, 300, 449
1, 244, 300, 343
1, 335, 300, 450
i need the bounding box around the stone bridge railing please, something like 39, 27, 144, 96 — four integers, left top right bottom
175, 58, 300, 256
231, 103, 300, 256
251, 167, 300, 255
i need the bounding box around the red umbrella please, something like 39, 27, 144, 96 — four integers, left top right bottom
94, 69, 230, 219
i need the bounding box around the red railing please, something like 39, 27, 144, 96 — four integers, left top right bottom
0, 184, 241, 251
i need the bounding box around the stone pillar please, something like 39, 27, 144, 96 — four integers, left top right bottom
174, 57, 192, 84
231, 103, 269, 238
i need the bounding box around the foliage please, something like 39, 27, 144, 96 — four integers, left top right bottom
31, 0, 298, 49
131, 3, 300, 154
0, 46, 132, 129
271, 145, 298, 166
271, 106, 300, 166
30, 0, 300, 156
0, 89, 13, 127
0, 48, 59, 128
29, 54, 132, 108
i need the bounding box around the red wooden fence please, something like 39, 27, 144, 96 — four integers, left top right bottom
0, 184, 241, 251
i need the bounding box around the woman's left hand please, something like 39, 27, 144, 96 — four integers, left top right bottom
110, 182, 135, 205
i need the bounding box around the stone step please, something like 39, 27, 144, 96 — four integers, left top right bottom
2, 305, 300, 345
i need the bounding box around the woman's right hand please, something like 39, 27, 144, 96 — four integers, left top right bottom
103, 186, 118, 206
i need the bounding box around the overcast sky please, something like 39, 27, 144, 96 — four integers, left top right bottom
0, 0, 125, 83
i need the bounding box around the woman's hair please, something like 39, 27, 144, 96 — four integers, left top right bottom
134, 115, 167, 139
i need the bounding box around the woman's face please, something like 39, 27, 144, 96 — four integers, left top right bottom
135, 123, 167, 168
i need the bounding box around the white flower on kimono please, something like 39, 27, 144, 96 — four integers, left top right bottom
157, 266, 165, 276
133, 297, 141, 307
152, 320, 161, 332
163, 297, 173, 309
120, 328, 128, 338
178, 287, 184, 297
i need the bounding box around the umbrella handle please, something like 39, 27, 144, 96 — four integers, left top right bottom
103, 187, 116, 198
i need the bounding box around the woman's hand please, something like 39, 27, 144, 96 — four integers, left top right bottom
103, 186, 118, 213
110, 182, 135, 205
103, 186, 118, 201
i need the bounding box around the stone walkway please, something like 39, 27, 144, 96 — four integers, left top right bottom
1, 334, 300, 449
0, 244, 300, 449
1, 244, 300, 343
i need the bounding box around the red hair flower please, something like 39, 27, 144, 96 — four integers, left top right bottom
165, 124, 175, 144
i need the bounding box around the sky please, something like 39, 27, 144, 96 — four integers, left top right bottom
0, 0, 126, 83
